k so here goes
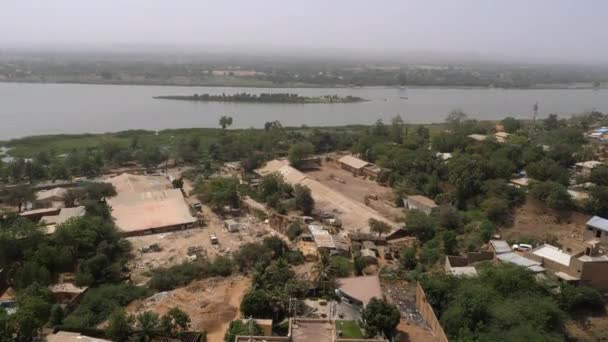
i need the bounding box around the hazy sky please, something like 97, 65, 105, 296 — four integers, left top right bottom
2, 0, 607, 63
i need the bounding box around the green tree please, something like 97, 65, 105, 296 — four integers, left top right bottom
135, 311, 161, 342
500, 117, 521, 133
369, 218, 391, 237
219, 115, 234, 130
107, 309, 134, 342
49, 304, 64, 326
240, 290, 274, 319
399, 247, 417, 270
590, 165, 608, 186
159, 307, 191, 335
448, 154, 486, 205
585, 186, 608, 217
196, 177, 240, 210
405, 210, 437, 242
224, 320, 262, 342
530, 181, 573, 211
526, 158, 570, 185
481, 197, 510, 223
544, 114, 560, 130
446, 109, 468, 130
1, 184, 34, 212
288, 142, 314, 168
557, 284, 603, 312
360, 298, 401, 339
293, 184, 314, 215
286, 222, 304, 241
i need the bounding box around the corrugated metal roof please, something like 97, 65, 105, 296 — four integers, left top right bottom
490, 240, 512, 254
496, 252, 540, 268
338, 155, 370, 170
532, 245, 571, 266
587, 216, 608, 232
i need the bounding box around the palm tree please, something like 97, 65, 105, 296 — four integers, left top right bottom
135, 311, 160, 342
312, 253, 335, 294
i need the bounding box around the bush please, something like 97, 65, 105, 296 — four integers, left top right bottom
330, 256, 353, 277
399, 247, 417, 270
286, 222, 304, 241
224, 320, 262, 342
63, 284, 150, 329
481, 197, 509, 224
149, 257, 234, 291
558, 284, 603, 312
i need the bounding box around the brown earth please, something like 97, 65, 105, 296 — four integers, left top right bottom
304, 162, 404, 222
501, 196, 590, 243
127, 276, 250, 342
396, 320, 438, 342
565, 314, 608, 342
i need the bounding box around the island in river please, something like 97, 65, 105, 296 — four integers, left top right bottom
153, 92, 367, 104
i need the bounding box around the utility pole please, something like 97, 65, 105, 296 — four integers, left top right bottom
533, 102, 539, 124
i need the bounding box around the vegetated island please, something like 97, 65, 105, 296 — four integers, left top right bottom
153, 92, 367, 103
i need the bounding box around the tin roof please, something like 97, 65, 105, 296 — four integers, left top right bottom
587, 216, 608, 232
338, 155, 370, 170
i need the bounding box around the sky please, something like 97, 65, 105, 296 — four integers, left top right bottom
2, 0, 607, 64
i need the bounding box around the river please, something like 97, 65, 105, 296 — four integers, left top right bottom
1, 82, 607, 140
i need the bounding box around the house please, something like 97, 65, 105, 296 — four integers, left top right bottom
335, 275, 383, 308
584, 216, 608, 246
490, 240, 546, 273
525, 239, 608, 290
436, 152, 452, 161
444, 252, 494, 277
404, 195, 438, 214
34, 187, 68, 209
338, 155, 371, 176
362, 164, 383, 180
360, 248, 378, 264
48, 282, 88, 305
308, 225, 349, 255
575, 160, 603, 176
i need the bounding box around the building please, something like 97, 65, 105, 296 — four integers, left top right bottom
444, 252, 494, 277
34, 187, 68, 209
308, 225, 349, 255
105, 174, 196, 236
575, 160, 603, 176
404, 195, 438, 214
224, 219, 241, 232
335, 275, 383, 308
490, 240, 546, 273
525, 239, 608, 290
494, 132, 511, 143
338, 155, 371, 176
48, 282, 88, 305
584, 216, 608, 245
46, 331, 111, 342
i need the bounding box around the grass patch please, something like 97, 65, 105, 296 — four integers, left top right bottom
337, 320, 364, 338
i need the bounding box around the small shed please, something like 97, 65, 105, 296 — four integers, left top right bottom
360, 248, 378, 263
404, 195, 438, 215
224, 219, 240, 232
338, 155, 371, 176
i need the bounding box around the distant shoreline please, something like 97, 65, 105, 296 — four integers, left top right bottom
153, 93, 368, 104
0, 79, 606, 90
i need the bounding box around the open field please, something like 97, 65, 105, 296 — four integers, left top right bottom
126, 276, 250, 342
501, 196, 590, 243
126, 208, 274, 285
304, 162, 404, 222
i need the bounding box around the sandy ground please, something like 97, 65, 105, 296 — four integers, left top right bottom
304, 162, 404, 222
502, 196, 590, 243
127, 276, 250, 342
127, 210, 275, 284
565, 313, 608, 342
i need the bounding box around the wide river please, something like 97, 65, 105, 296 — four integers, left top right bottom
1, 82, 607, 140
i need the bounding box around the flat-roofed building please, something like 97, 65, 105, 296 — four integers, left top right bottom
34, 187, 68, 209
404, 195, 438, 215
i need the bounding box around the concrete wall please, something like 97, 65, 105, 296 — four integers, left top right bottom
578, 260, 608, 290
584, 228, 608, 246
416, 282, 449, 342
466, 251, 494, 263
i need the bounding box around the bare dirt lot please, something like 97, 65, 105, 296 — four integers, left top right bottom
127, 207, 277, 285
501, 196, 590, 243
304, 162, 404, 222
565, 313, 608, 342
127, 276, 250, 342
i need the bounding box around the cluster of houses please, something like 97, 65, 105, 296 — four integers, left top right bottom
445, 216, 608, 291
588, 126, 608, 142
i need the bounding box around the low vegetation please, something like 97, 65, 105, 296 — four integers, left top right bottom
154, 92, 366, 103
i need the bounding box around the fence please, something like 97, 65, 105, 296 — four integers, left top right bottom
415, 282, 449, 342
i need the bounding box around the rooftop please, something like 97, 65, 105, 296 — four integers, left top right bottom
576, 161, 603, 169
40, 206, 86, 226
509, 177, 531, 187
407, 195, 438, 208
532, 245, 571, 266
107, 189, 196, 233
496, 252, 541, 268
48, 282, 87, 294
105, 173, 173, 194
36, 187, 68, 201
46, 331, 111, 342
587, 216, 608, 232
490, 240, 512, 254
336, 275, 383, 306
338, 155, 370, 170
468, 134, 488, 141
